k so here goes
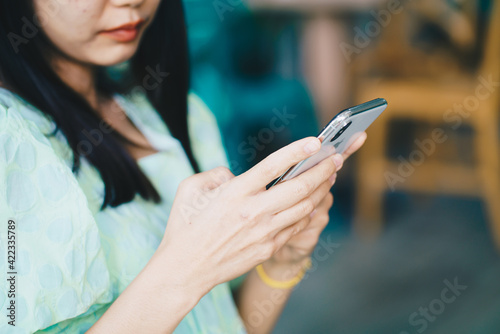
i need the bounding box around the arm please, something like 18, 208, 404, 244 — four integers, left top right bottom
234, 258, 310, 334
87, 245, 210, 334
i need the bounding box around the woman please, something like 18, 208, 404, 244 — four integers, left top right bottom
0, 0, 366, 333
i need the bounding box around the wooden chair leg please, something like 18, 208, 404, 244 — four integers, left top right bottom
485, 192, 500, 249
475, 99, 500, 248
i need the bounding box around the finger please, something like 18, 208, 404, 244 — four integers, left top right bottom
269, 178, 332, 233
236, 137, 321, 193
342, 132, 367, 160
273, 216, 311, 250
275, 193, 333, 249
257, 153, 339, 213
310, 191, 334, 217
307, 192, 333, 230
284, 197, 333, 250
284, 226, 321, 249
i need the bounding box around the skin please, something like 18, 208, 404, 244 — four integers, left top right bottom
32, 0, 367, 333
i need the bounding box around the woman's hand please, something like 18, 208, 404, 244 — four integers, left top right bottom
265, 132, 368, 268
156, 135, 344, 296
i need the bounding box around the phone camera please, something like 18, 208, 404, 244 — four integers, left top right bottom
330, 121, 352, 142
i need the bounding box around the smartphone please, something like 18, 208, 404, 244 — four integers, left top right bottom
266, 98, 387, 189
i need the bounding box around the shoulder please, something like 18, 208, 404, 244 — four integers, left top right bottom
0, 87, 57, 141
187, 91, 220, 130
0, 88, 55, 158
0, 87, 74, 164
186, 91, 231, 171
187, 92, 214, 118
0, 88, 86, 213
0, 94, 79, 209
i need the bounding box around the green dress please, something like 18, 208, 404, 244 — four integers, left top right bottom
0, 87, 247, 333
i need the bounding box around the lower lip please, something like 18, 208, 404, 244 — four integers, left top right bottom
100, 27, 140, 43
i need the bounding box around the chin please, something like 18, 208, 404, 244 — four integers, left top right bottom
89, 44, 140, 67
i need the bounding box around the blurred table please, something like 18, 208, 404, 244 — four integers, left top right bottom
248, 0, 385, 125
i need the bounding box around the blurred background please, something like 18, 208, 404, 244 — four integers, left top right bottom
183, 0, 500, 333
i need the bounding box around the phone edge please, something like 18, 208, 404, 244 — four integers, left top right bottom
266, 98, 387, 189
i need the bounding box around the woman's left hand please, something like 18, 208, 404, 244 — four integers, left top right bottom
268, 190, 334, 266
265, 132, 368, 269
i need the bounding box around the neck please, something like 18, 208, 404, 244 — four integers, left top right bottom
51, 56, 100, 109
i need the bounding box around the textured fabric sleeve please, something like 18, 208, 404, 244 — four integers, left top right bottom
0, 102, 113, 333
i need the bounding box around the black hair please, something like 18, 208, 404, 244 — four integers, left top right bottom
0, 0, 200, 209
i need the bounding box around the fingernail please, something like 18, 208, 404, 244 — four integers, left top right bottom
304, 140, 320, 154
332, 154, 343, 170
329, 173, 337, 185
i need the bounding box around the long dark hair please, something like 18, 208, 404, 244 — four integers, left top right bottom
0, 0, 200, 208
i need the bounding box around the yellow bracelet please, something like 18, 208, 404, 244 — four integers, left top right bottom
255, 258, 312, 289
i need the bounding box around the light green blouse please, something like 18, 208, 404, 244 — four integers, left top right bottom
0, 87, 247, 333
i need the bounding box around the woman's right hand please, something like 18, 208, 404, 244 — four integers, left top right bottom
156, 137, 342, 295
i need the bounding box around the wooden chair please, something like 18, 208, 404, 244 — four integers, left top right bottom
353, 0, 500, 247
